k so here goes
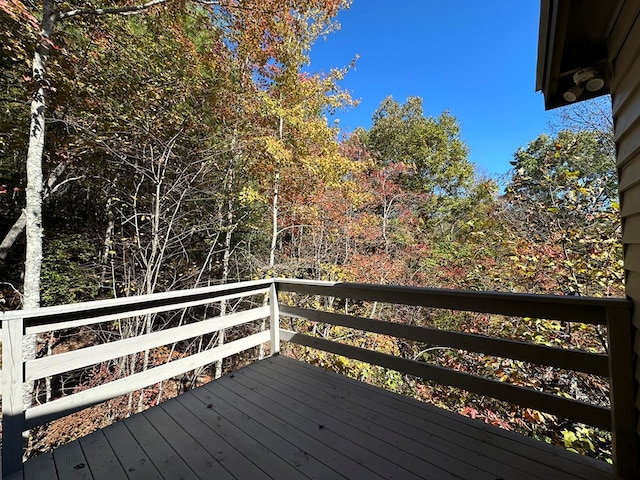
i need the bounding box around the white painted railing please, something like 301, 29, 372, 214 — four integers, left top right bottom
0, 279, 278, 476
0, 279, 636, 478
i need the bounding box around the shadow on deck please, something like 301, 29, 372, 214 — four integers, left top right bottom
13, 355, 617, 480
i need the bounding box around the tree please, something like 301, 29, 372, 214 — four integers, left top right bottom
2, 0, 180, 315
505, 130, 621, 296
1, 0, 352, 422
1, 0, 351, 304
365, 96, 473, 197
551, 96, 614, 152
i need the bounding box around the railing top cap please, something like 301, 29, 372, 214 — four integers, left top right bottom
274, 279, 631, 325
1, 278, 631, 324
1, 278, 274, 321
274, 278, 631, 307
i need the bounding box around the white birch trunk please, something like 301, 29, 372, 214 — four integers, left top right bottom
0, 161, 68, 264
24, 0, 56, 310
0, 212, 26, 263
22, 0, 57, 416
215, 155, 235, 378
269, 114, 284, 270
261, 117, 283, 359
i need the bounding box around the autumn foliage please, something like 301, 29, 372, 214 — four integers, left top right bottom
0, 0, 622, 463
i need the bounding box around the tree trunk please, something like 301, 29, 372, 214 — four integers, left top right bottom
21, 0, 57, 417
261, 116, 283, 359
269, 125, 282, 270
0, 212, 26, 264
0, 160, 68, 265
215, 153, 236, 378
100, 196, 116, 294
269, 166, 280, 269
24, 0, 56, 311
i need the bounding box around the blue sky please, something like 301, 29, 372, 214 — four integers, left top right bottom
308, 0, 553, 178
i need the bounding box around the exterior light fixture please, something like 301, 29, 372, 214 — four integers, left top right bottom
563, 85, 584, 102
586, 76, 605, 92
562, 67, 605, 102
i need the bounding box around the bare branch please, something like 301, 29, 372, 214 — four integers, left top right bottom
43, 160, 68, 197
58, 0, 171, 20
0, 212, 26, 263
0, 159, 71, 263
47, 175, 85, 196
193, 0, 276, 13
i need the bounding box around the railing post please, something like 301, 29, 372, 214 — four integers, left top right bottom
2, 314, 26, 476
269, 281, 280, 355
607, 306, 639, 479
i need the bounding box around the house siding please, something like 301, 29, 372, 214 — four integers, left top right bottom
610, 1, 640, 439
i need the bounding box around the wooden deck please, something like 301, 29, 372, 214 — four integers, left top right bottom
10, 355, 617, 480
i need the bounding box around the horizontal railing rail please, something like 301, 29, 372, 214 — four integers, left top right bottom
276, 279, 636, 479
280, 305, 610, 376
1, 279, 279, 477
276, 279, 627, 324
6, 280, 273, 334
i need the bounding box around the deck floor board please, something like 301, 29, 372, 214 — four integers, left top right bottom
227, 366, 424, 480
238, 361, 486, 479
52, 439, 92, 480
157, 391, 267, 479
276, 355, 616, 480
282, 355, 617, 480
142, 399, 233, 480
198, 380, 376, 479
77, 430, 128, 480
101, 421, 163, 480
23, 451, 56, 480
212, 370, 415, 479
257, 356, 598, 480
176, 388, 314, 479
16, 355, 620, 480
119, 412, 199, 480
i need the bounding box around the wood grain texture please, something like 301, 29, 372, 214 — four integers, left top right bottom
276, 279, 629, 324
19, 356, 619, 480
24, 331, 270, 430
281, 305, 609, 376
281, 329, 611, 429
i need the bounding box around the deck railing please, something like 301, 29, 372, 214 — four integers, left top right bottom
0, 279, 636, 478
275, 279, 636, 479
0, 279, 279, 476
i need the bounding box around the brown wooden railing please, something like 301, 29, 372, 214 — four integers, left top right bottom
0, 279, 636, 478
276, 279, 637, 479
